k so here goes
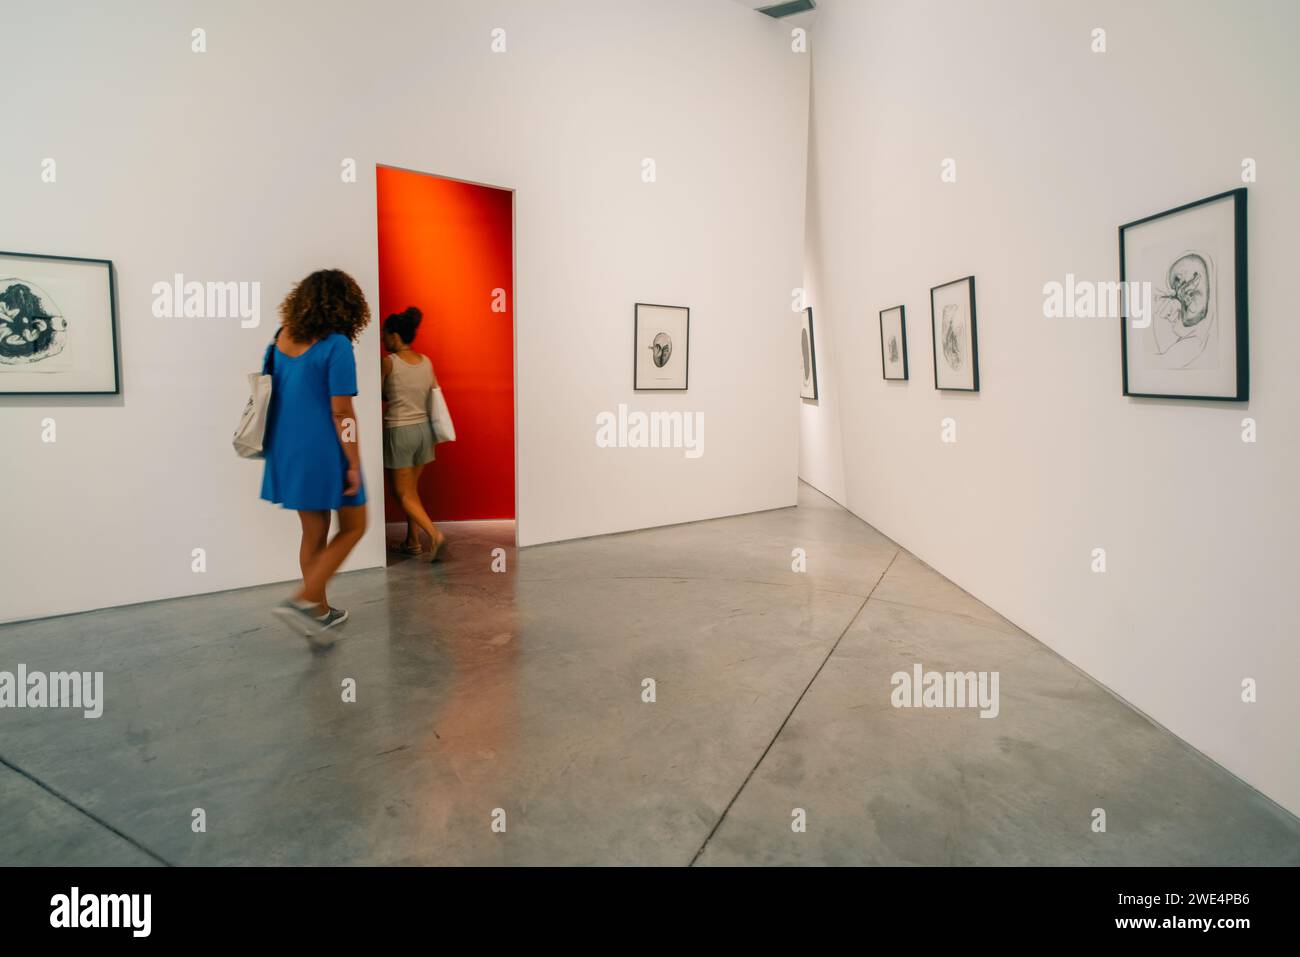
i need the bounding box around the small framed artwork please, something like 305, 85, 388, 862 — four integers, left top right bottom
930, 276, 978, 392
0, 250, 118, 395
799, 306, 818, 400
634, 302, 689, 390
879, 305, 907, 380
1119, 188, 1247, 401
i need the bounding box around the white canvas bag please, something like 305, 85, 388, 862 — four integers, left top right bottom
233, 340, 275, 459
428, 386, 456, 444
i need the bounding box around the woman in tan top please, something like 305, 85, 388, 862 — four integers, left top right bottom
381, 307, 445, 560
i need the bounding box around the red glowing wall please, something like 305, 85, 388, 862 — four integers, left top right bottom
376, 165, 515, 521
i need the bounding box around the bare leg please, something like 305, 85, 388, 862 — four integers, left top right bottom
295, 504, 367, 612
385, 467, 422, 551
392, 465, 443, 557
297, 511, 331, 609
415, 464, 447, 557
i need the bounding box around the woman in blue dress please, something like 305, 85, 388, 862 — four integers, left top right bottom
261, 269, 370, 643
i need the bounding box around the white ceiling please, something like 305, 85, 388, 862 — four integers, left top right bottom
726, 0, 819, 31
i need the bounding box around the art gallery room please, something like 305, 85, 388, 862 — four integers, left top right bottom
2, 0, 1299, 887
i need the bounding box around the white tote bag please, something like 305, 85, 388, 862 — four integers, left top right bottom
428, 386, 457, 444
233, 341, 275, 459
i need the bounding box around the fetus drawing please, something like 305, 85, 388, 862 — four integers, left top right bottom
649, 332, 672, 368
1151, 251, 1215, 368
941, 303, 965, 371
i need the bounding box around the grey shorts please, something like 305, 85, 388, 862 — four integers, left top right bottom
383, 422, 435, 469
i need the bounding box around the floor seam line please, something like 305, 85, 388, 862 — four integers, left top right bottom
0, 753, 175, 867
688, 548, 901, 866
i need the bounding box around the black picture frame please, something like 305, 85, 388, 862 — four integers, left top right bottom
0, 249, 120, 396
633, 302, 689, 391
800, 306, 818, 400
929, 276, 979, 392
1118, 188, 1248, 402
879, 304, 908, 380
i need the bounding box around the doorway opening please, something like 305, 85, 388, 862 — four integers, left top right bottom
375, 164, 516, 559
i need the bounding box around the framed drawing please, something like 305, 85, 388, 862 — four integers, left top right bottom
879, 305, 907, 380
634, 302, 689, 390
930, 276, 978, 392
0, 250, 118, 395
1119, 188, 1247, 401
799, 306, 818, 400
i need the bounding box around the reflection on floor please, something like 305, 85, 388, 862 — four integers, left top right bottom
2, 483, 1297, 865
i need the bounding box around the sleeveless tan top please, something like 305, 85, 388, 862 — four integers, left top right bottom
383, 353, 434, 428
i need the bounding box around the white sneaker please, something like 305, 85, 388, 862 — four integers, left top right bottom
272, 599, 325, 640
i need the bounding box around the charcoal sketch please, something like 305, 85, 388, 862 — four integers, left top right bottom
941, 303, 965, 371
650, 332, 672, 368
888, 334, 899, 364
0, 279, 67, 367
1151, 251, 1215, 368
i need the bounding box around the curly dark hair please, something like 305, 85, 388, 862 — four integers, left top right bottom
279, 269, 371, 342
383, 306, 423, 345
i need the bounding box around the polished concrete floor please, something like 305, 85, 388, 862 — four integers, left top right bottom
2, 484, 1298, 866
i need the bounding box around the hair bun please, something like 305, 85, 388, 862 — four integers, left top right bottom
383, 305, 423, 345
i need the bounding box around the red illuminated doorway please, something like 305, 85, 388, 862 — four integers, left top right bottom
375, 164, 516, 532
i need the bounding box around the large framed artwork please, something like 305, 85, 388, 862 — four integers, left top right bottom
799, 306, 818, 400
1119, 188, 1247, 401
0, 250, 118, 395
879, 305, 907, 380
634, 302, 689, 390
930, 276, 978, 392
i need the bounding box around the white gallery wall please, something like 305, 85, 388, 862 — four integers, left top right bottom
796, 89, 846, 507
802, 0, 1300, 816
0, 0, 808, 623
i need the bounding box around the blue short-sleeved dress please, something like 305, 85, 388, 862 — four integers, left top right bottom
260, 332, 367, 511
